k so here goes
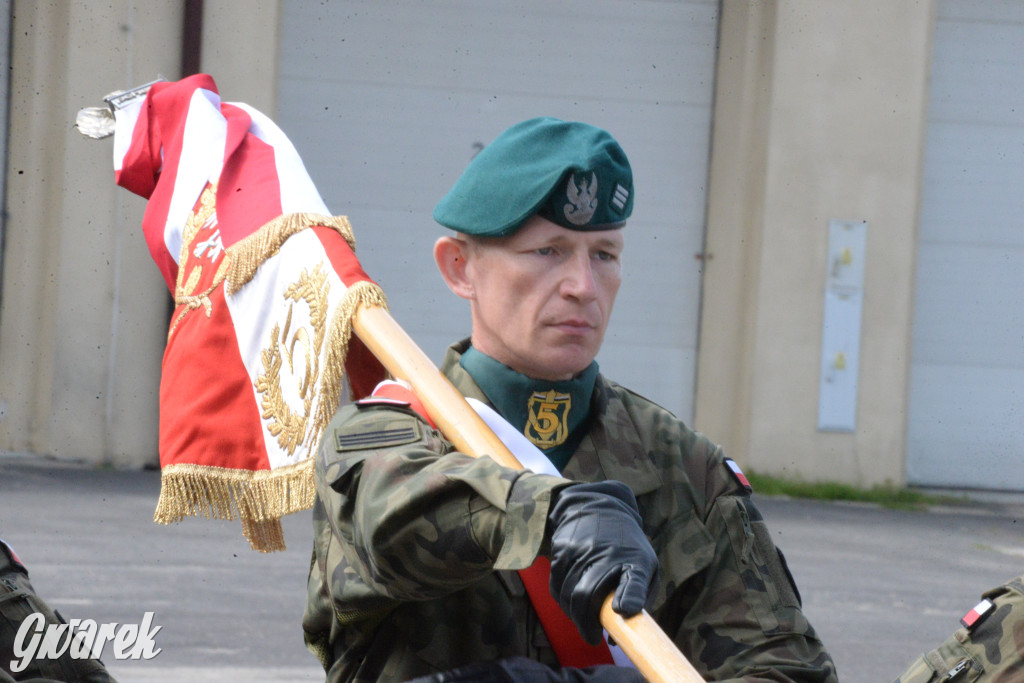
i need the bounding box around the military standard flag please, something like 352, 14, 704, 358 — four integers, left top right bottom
109, 74, 387, 551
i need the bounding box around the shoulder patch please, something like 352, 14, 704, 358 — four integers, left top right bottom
335, 413, 422, 452
355, 396, 411, 408
0, 537, 27, 574
960, 598, 996, 630
725, 458, 753, 494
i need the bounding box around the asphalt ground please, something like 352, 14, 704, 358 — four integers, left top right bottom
1, 453, 1021, 682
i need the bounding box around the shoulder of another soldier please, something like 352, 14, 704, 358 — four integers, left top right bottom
997, 574, 1024, 598
0, 537, 27, 575
893, 574, 1024, 683
975, 573, 1024, 634
599, 377, 746, 505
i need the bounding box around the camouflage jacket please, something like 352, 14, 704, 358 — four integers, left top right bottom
303, 341, 837, 681
893, 575, 1024, 682
1, 538, 116, 683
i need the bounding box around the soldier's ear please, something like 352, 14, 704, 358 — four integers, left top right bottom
434, 235, 475, 300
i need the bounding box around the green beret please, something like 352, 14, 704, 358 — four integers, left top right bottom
433, 117, 633, 237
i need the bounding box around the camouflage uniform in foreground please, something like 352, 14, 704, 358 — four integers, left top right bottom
893, 575, 1024, 682
0, 539, 115, 683
303, 340, 837, 682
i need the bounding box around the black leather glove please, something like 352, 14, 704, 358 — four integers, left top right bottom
546, 481, 658, 645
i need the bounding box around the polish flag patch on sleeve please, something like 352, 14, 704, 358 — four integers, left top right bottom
960, 598, 996, 629
357, 380, 437, 428
0, 538, 25, 573
725, 458, 753, 493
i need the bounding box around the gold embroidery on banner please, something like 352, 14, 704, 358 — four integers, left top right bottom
170, 182, 229, 337
227, 212, 386, 454
255, 264, 330, 456
317, 280, 389, 428
525, 390, 571, 448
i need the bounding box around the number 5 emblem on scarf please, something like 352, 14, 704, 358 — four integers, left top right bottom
525, 390, 571, 448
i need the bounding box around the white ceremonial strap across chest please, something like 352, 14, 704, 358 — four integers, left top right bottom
466, 397, 637, 670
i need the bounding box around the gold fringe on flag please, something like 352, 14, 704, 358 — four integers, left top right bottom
153, 212, 388, 552
225, 213, 357, 296
153, 458, 316, 552
319, 280, 388, 431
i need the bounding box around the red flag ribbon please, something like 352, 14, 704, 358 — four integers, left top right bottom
518, 557, 616, 668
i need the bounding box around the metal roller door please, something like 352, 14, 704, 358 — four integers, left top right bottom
274, 0, 719, 421
907, 0, 1024, 490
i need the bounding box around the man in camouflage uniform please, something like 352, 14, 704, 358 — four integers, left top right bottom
1, 538, 116, 682
303, 117, 837, 681
893, 575, 1023, 682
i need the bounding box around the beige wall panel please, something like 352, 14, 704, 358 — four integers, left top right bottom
694, 0, 776, 478
0, 1, 181, 465
0, 0, 290, 466
1, 1, 85, 456
699, 0, 934, 486
0, 1, 65, 451
200, 0, 281, 114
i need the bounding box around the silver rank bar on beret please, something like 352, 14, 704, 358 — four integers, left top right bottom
611, 183, 629, 211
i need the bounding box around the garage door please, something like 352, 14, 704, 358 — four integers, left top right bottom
274, 0, 719, 422
906, 0, 1024, 490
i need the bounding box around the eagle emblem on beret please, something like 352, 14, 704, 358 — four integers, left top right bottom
563, 172, 598, 226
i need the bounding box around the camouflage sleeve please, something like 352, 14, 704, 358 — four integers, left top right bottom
315, 403, 571, 601
892, 575, 1024, 682
661, 453, 838, 682
0, 538, 117, 683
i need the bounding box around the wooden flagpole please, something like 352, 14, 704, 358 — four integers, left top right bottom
352, 304, 706, 683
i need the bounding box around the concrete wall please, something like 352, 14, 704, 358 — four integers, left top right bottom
695, 0, 935, 486
0, 1, 180, 466
0, 1, 279, 467
201, 0, 281, 116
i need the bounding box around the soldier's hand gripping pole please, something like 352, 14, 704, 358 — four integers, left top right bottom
352, 304, 706, 683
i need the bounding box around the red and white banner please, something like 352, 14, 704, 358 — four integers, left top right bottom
112, 74, 387, 551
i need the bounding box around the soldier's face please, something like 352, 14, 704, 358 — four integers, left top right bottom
462, 216, 623, 381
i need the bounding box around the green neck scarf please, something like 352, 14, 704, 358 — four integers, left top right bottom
460, 346, 598, 472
